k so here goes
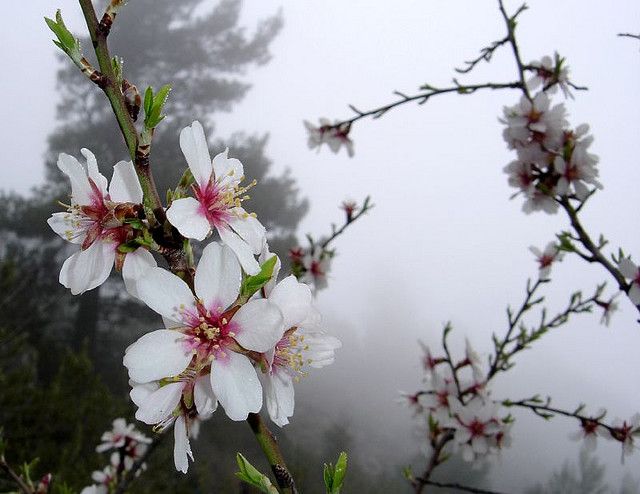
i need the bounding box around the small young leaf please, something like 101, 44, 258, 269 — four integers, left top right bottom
239, 255, 277, 300
235, 453, 279, 494
324, 452, 348, 494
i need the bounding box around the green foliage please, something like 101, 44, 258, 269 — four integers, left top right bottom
44, 10, 81, 62
143, 85, 171, 130
235, 453, 279, 494
239, 255, 277, 302
323, 452, 347, 494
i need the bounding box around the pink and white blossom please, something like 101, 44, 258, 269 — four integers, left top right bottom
124, 242, 283, 423
568, 410, 607, 451
48, 150, 146, 294
304, 119, 354, 157
529, 241, 563, 279
166, 121, 265, 274
554, 137, 601, 201
527, 54, 572, 99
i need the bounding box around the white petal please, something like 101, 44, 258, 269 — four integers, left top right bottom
227, 208, 266, 254
194, 242, 241, 312
57, 153, 93, 206
109, 161, 143, 204
217, 226, 260, 275
59, 241, 115, 295
130, 382, 159, 407
81, 148, 108, 197
629, 284, 640, 306
47, 212, 83, 244
619, 258, 638, 280
123, 329, 192, 382
210, 352, 262, 421
180, 121, 212, 187
212, 148, 243, 189
264, 371, 295, 427
194, 375, 218, 418
173, 416, 193, 474
137, 267, 197, 323
270, 276, 313, 329
232, 299, 284, 352
135, 382, 183, 424
122, 249, 157, 299
166, 197, 211, 241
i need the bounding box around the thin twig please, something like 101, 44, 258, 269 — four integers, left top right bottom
0, 457, 33, 494
319, 196, 374, 251
114, 432, 166, 494
421, 479, 508, 494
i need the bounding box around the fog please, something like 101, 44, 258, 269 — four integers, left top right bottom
2, 1, 640, 492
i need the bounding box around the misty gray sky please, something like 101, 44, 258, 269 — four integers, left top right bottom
2, 1, 640, 491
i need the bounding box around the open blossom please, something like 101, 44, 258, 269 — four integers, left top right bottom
166, 121, 265, 274
501, 92, 567, 152
553, 131, 601, 201
447, 396, 509, 462
527, 54, 572, 99
304, 118, 354, 157
609, 414, 640, 460
259, 252, 341, 426
96, 417, 151, 454
301, 250, 331, 291
123, 242, 284, 471
617, 258, 640, 305
596, 293, 620, 326
530, 241, 563, 279
568, 409, 607, 451
47, 149, 150, 295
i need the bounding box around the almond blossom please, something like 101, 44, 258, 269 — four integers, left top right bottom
304, 118, 354, 157
123, 242, 284, 470
47, 149, 149, 294
530, 241, 564, 279
527, 53, 572, 99
259, 253, 341, 426
166, 121, 265, 274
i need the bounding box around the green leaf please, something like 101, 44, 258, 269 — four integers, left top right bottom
235, 453, 279, 494
44, 10, 80, 60
239, 255, 277, 300
324, 452, 348, 494
144, 84, 171, 129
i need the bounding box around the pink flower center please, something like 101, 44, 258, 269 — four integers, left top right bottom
468, 419, 486, 437
182, 302, 239, 361
194, 181, 233, 228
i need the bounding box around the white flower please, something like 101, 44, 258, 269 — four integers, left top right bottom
529, 242, 563, 279
448, 397, 506, 462
166, 121, 265, 274
300, 250, 331, 292
421, 368, 458, 423
501, 92, 567, 152
96, 417, 151, 454
527, 54, 572, 99
124, 242, 283, 422
304, 119, 354, 157
47, 150, 146, 294
554, 139, 601, 201
618, 258, 640, 305
609, 414, 640, 460
597, 293, 620, 327
259, 257, 340, 426
568, 410, 607, 451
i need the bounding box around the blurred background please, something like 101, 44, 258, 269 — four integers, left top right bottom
1, 1, 639, 492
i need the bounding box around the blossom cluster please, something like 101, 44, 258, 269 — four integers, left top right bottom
80, 419, 151, 494
502, 55, 601, 214
405, 341, 512, 463
49, 121, 341, 473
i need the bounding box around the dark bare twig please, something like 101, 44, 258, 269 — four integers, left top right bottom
420, 479, 508, 494
114, 432, 165, 494
319, 196, 374, 251
0, 456, 33, 494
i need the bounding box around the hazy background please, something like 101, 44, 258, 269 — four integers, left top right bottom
1, 1, 639, 492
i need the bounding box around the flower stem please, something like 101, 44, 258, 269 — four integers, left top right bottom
246, 413, 297, 494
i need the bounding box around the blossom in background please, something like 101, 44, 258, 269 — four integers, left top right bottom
289, 245, 332, 292
529, 241, 564, 279
553, 127, 601, 201
96, 417, 151, 453
618, 258, 640, 305
47, 149, 149, 294
596, 293, 620, 327
166, 121, 265, 274
447, 396, 509, 462
341, 199, 358, 222
304, 118, 354, 157
609, 414, 640, 460
421, 368, 458, 422
527, 54, 572, 99
568, 410, 607, 451
501, 92, 567, 152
